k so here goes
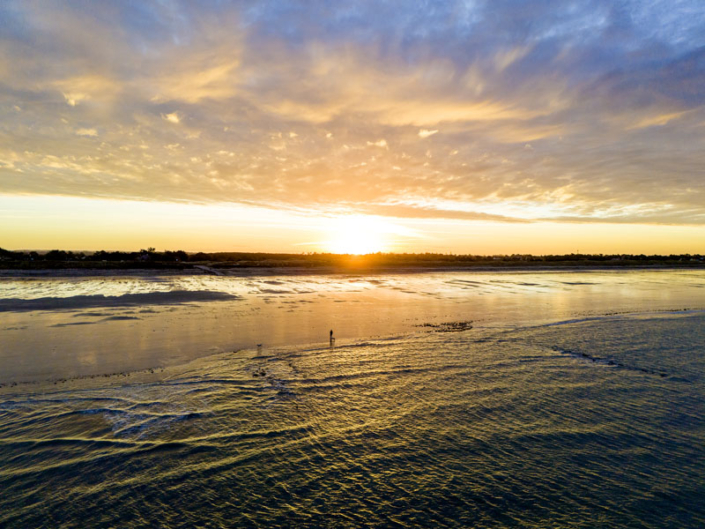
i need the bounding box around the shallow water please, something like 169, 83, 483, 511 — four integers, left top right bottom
1, 269, 704, 382
1, 270, 704, 527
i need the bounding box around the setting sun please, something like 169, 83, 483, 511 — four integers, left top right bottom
325, 216, 392, 254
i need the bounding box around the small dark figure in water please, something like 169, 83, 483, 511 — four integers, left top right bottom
329, 329, 335, 347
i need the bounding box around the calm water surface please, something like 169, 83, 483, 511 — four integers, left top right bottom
0, 270, 703, 527
2, 269, 704, 382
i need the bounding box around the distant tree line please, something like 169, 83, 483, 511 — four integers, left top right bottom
1, 247, 703, 270
0, 247, 188, 262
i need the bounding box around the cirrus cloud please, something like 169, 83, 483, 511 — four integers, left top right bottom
0, 0, 704, 226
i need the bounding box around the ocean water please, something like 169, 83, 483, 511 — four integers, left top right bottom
0, 270, 704, 527
2, 269, 704, 382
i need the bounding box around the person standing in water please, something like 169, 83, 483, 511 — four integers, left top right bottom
329, 329, 335, 347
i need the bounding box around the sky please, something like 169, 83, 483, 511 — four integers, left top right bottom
1, 0, 704, 254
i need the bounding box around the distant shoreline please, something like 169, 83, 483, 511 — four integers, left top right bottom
1, 263, 704, 278
3, 248, 703, 276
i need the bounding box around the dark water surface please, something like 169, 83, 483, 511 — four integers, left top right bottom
0, 271, 704, 527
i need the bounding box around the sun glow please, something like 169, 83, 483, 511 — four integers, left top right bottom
325, 215, 393, 254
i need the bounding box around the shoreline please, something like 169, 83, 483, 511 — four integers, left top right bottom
2, 263, 705, 278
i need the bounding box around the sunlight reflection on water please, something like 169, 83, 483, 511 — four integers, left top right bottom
1, 270, 704, 383
1, 310, 703, 527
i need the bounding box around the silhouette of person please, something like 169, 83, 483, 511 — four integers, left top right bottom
329, 329, 335, 346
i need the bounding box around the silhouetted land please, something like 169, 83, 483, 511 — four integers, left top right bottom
1, 247, 704, 273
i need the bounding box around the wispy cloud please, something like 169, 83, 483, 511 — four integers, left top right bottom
75, 128, 98, 137
161, 112, 181, 124
1, 1, 704, 225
